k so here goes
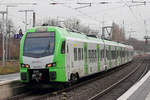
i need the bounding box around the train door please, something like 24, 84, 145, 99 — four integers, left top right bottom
65, 40, 72, 81
76, 43, 84, 77
88, 43, 97, 74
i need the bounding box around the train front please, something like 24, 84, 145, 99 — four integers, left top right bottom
20, 27, 59, 83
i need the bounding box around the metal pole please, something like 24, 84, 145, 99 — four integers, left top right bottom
5, 5, 17, 60
2, 13, 5, 67
5, 6, 8, 61
33, 12, 35, 27
0, 11, 7, 67
8, 25, 11, 60
18, 10, 34, 32
25, 10, 27, 32
102, 27, 105, 39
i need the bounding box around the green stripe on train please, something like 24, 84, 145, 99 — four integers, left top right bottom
97, 44, 100, 71
84, 43, 88, 74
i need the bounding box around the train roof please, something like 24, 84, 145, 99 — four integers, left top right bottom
27, 26, 133, 49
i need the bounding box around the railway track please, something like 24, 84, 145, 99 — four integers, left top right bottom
88, 58, 149, 100
6, 56, 149, 100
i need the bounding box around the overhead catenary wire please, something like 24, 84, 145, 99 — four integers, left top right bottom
48, 0, 149, 23
48, 0, 150, 39
48, 0, 131, 24
120, 0, 146, 28
126, 1, 148, 25
49, 0, 101, 22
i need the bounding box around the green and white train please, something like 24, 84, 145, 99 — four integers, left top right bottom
20, 26, 134, 83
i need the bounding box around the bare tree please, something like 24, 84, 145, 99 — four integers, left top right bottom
112, 22, 126, 42
64, 18, 80, 30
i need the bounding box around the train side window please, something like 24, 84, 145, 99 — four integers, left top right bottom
116, 50, 118, 58
113, 50, 116, 59
78, 48, 81, 60
111, 51, 113, 59
120, 51, 121, 57
90, 50, 92, 62
111, 50, 113, 59
67, 45, 69, 53
61, 41, 65, 54
74, 48, 77, 61
95, 50, 97, 59
88, 50, 91, 62
92, 50, 94, 62
106, 50, 109, 60
81, 48, 83, 60
88, 50, 90, 59
108, 50, 110, 60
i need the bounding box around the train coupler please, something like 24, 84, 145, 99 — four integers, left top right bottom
32, 70, 42, 82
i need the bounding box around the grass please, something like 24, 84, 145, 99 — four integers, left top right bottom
0, 61, 20, 75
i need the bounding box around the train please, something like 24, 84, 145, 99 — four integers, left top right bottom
19, 26, 134, 83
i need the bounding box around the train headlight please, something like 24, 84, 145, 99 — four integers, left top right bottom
46, 62, 56, 68
21, 63, 30, 68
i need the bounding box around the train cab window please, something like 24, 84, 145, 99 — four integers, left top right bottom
23, 32, 55, 58
74, 48, 77, 61
61, 41, 65, 54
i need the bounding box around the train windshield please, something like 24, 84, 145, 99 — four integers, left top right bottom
23, 32, 55, 58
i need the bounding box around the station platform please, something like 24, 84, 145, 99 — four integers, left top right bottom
118, 71, 150, 100
0, 73, 19, 82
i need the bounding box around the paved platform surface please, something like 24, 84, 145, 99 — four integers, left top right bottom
118, 71, 150, 100
0, 73, 19, 82
145, 92, 150, 100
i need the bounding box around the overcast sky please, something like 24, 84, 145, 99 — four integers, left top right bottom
0, 0, 150, 40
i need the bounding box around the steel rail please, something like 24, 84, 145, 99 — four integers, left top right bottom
136, 63, 149, 82
32, 60, 137, 100
88, 60, 146, 100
